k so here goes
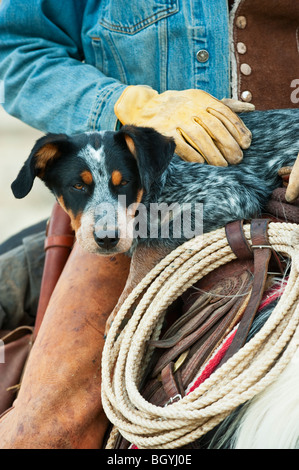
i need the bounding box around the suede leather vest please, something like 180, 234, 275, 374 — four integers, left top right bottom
230, 0, 299, 110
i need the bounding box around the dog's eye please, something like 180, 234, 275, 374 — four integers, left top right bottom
73, 183, 86, 192
120, 180, 128, 186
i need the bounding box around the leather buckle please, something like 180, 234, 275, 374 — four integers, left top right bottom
220, 219, 278, 365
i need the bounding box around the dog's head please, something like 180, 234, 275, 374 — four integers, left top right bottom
11, 125, 175, 254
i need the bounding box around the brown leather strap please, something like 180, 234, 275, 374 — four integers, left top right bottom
181, 281, 251, 386
34, 203, 74, 338
219, 219, 272, 365
161, 363, 185, 404
44, 235, 75, 251
149, 274, 251, 379
149, 295, 233, 350
140, 269, 253, 410
225, 220, 252, 260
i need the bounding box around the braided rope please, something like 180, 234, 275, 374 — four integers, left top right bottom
101, 222, 299, 449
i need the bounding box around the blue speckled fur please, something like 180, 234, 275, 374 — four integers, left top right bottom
141, 109, 299, 248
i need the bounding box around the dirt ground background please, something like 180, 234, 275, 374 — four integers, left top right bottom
0, 105, 55, 244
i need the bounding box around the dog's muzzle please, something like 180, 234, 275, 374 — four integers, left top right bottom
93, 229, 120, 250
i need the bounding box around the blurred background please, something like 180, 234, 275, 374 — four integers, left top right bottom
0, 105, 55, 244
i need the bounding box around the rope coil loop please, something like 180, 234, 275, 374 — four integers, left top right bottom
101, 222, 299, 449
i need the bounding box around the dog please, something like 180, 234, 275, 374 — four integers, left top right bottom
11, 108, 299, 449
11, 109, 299, 256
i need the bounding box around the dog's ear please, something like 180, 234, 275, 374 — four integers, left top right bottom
118, 125, 175, 193
11, 133, 71, 198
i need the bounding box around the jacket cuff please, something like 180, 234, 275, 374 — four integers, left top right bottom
88, 82, 127, 131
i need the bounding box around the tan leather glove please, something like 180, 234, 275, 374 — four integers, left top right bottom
115, 86, 252, 166
285, 153, 299, 202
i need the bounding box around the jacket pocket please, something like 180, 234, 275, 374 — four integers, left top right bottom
98, 0, 178, 34
88, 0, 179, 87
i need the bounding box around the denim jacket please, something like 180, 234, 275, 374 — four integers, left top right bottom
0, 0, 229, 134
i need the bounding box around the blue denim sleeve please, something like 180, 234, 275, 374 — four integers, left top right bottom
0, 0, 126, 134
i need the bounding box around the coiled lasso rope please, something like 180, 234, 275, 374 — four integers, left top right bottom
101, 222, 299, 449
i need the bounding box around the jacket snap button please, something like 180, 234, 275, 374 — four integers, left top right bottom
237, 42, 247, 54
241, 90, 252, 102
240, 63, 252, 75
196, 49, 209, 63
236, 16, 247, 29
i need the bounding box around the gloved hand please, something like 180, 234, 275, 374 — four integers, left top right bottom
115, 86, 252, 166
285, 153, 299, 202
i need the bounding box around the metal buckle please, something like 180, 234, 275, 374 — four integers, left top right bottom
164, 394, 182, 407
251, 244, 271, 249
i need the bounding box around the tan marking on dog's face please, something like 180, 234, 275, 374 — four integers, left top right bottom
57, 196, 82, 233
81, 170, 93, 185
113, 188, 144, 254
57, 195, 67, 212
69, 210, 82, 232
35, 143, 61, 178
57, 174, 144, 256
111, 170, 123, 186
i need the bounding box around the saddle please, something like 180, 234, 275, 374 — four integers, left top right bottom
112, 216, 287, 449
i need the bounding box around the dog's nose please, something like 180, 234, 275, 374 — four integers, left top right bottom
94, 230, 119, 250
